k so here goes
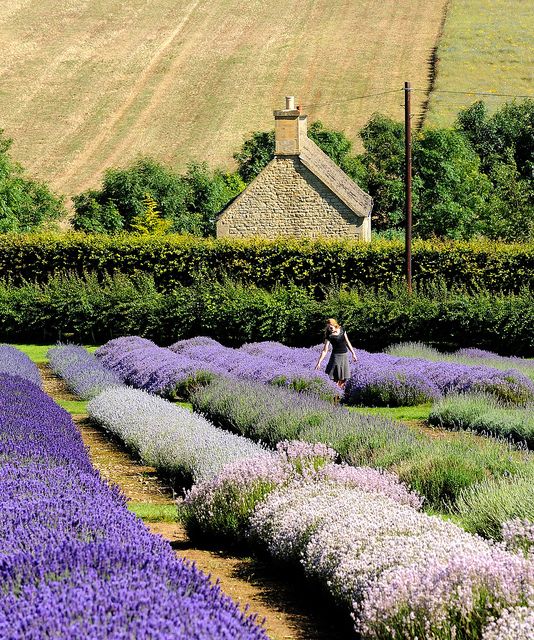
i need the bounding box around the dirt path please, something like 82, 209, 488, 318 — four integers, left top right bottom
39, 364, 353, 640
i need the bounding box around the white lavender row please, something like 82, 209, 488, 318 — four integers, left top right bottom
87, 386, 267, 484
48, 344, 123, 399
249, 481, 534, 639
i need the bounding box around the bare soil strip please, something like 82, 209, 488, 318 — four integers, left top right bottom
39, 364, 353, 640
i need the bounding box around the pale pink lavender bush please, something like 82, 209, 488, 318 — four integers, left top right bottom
482, 597, 534, 640
317, 464, 423, 509
184, 441, 422, 540
250, 482, 534, 639
502, 519, 534, 556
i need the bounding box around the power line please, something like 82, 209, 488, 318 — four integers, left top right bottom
302, 89, 402, 109
415, 88, 534, 99
302, 87, 534, 110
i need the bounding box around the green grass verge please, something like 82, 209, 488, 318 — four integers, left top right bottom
56, 399, 89, 415
127, 502, 179, 523
348, 404, 432, 421
13, 343, 98, 363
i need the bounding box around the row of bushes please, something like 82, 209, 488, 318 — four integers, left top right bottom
0, 233, 533, 291
1, 273, 533, 354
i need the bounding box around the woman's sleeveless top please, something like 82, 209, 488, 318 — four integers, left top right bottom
327, 327, 348, 354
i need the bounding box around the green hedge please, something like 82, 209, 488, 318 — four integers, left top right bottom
0, 233, 532, 292
0, 273, 532, 355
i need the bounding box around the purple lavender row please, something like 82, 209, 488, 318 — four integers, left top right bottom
240, 341, 534, 406
95, 336, 339, 398
0, 371, 267, 639
0, 344, 42, 387
48, 344, 123, 399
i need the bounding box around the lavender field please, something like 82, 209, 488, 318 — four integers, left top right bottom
0, 346, 266, 639
44, 339, 534, 639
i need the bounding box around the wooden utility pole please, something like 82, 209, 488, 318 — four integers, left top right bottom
404, 81, 413, 293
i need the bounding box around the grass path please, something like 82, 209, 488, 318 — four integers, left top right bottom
38, 362, 353, 640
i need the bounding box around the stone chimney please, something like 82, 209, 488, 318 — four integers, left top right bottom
273, 95, 308, 155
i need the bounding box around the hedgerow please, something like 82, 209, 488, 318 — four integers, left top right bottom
1, 273, 532, 355
0, 233, 532, 292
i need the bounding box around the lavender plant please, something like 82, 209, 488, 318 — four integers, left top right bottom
0, 371, 267, 639
191, 376, 526, 509
249, 481, 534, 640
482, 599, 534, 640
502, 518, 534, 557
182, 441, 421, 542
0, 344, 41, 386
48, 344, 123, 399
455, 473, 534, 539
88, 386, 266, 484
429, 392, 534, 447
240, 340, 534, 406
388, 342, 534, 382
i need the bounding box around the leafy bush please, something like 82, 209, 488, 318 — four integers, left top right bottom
1, 233, 533, 293
0, 130, 65, 232
0, 272, 533, 355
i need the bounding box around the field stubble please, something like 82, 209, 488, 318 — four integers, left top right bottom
0, 0, 447, 197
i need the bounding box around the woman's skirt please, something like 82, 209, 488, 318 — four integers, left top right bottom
325, 353, 350, 381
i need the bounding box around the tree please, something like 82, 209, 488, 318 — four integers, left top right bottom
358, 114, 408, 230
456, 99, 534, 241
233, 121, 366, 185
357, 115, 491, 238
182, 163, 245, 236
130, 194, 172, 235
73, 157, 196, 234
0, 129, 65, 232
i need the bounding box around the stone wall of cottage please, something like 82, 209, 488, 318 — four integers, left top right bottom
216, 157, 370, 240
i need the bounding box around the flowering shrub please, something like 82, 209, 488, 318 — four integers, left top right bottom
0, 370, 267, 639
0, 344, 41, 386
429, 393, 534, 447
240, 340, 534, 406
88, 386, 265, 484
502, 518, 534, 556
95, 336, 224, 397
96, 335, 338, 398
482, 599, 534, 640
182, 442, 422, 541
250, 481, 534, 639
191, 375, 526, 509
48, 344, 123, 399
389, 342, 534, 382
455, 474, 534, 539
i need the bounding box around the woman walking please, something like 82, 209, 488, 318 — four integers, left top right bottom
315, 318, 357, 389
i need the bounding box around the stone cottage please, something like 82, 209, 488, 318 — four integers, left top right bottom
216, 96, 372, 240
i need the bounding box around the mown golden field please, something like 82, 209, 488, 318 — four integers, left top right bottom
0, 0, 447, 197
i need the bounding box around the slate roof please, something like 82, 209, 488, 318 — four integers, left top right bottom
299, 137, 372, 217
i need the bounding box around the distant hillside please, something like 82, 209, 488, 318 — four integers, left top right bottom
0, 0, 448, 198
427, 0, 534, 126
